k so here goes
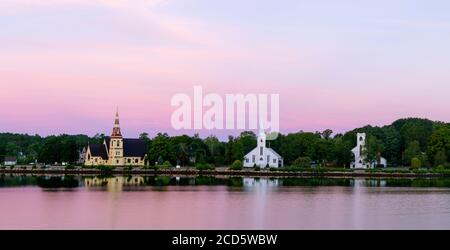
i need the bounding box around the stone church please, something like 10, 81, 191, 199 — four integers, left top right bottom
84, 110, 147, 167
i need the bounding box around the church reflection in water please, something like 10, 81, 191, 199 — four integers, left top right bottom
84, 176, 145, 192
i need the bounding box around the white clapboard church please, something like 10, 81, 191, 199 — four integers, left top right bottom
351, 133, 387, 169
243, 127, 283, 168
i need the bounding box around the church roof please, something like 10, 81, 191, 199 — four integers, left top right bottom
89, 144, 108, 160
103, 137, 147, 158
267, 148, 283, 159
123, 138, 147, 157
4, 156, 17, 162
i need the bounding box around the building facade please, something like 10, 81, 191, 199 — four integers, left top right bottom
243, 129, 283, 168
84, 110, 147, 167
4, 156, 17, 166
351, 133, 387, 169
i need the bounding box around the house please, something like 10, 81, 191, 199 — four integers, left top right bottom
84, 110, 148, 167
243, 128, 283, 168
351, 133, 387, 169
4, 156, 17, 166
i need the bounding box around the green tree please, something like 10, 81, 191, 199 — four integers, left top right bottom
321, 129, 333, 140
364, 135, 385, 166
230, 160, 243, 170
434, 150, 447, 167
148, 133, 173, 165
403, 141, 421, 166
332, 138, 353, 167
292, 156, 311, 168
427, 127, 450, 166
382, 127, 401, 166
411, 157, 421, 168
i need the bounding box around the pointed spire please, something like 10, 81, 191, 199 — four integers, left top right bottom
111, 107, 122, 137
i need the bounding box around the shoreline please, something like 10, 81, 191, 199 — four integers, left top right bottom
0, 168, 446, 179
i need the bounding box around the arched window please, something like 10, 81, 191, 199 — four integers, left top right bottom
135, 159, 138, 163
117, 141, 120, 147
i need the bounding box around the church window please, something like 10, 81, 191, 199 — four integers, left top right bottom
260, 147, 263, 156
267, 155, 270, 163
360, 136, 363, 141
252, 155, 255, 163
273, 159, 277, 164
245, 158, 249, 163
117, 141, 120, 147
87, 154, 91, 160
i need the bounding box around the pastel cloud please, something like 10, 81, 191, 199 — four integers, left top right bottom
0, 0, 450, 138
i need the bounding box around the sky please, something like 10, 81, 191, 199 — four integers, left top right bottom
1, 0, 450, 139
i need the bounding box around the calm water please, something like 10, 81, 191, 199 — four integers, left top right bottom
1, 175, 450, 229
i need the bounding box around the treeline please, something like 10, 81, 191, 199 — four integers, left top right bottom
0, 133, 103, 164
1, 118, 449, 168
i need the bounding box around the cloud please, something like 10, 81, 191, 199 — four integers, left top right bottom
1, 0, 220, 48
1, 0, 164, 9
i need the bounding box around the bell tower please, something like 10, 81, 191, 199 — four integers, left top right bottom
257, 120, 266, 166
108, 108, 124, 166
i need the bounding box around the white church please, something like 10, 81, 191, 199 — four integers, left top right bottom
351, 133, 387, 169
243, 129, 284, 168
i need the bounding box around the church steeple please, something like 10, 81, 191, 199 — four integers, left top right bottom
111, 108, 122, 138
258, 118, 266, 148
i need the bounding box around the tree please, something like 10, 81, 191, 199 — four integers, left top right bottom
148, 133, 173, 165
427, 127, 450, 166
321, 129, 333, 140
332, 138, 353, 167
364, 135, 385, 165
434, 150, 447, 167
411, 157, 421, 168
204, 135, 225, 165
292, 156, 311, 168
139, 132, 151, 145
403, 141, 421, 166
383, 127, 401, 166
230, 160, 243, 170
393, 118, 434, 151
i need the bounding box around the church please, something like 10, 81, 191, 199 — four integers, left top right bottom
84, 110, 147, 167
351, 133, 387, 169
243, 128, 284, 168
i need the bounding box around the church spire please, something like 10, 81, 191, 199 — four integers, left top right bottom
111, 108, 122, 137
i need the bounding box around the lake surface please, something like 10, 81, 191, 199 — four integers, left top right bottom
1, 175, 450, 229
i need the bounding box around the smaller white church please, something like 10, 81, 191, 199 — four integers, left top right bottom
351, 133, 387, 169
243, 129, 283, 168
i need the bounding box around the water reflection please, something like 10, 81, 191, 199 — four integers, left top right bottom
2, 175, 450, 190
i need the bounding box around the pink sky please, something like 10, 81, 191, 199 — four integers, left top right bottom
1, 0, 450, 138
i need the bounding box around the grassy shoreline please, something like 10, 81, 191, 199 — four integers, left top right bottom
1, 166, 449, 178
